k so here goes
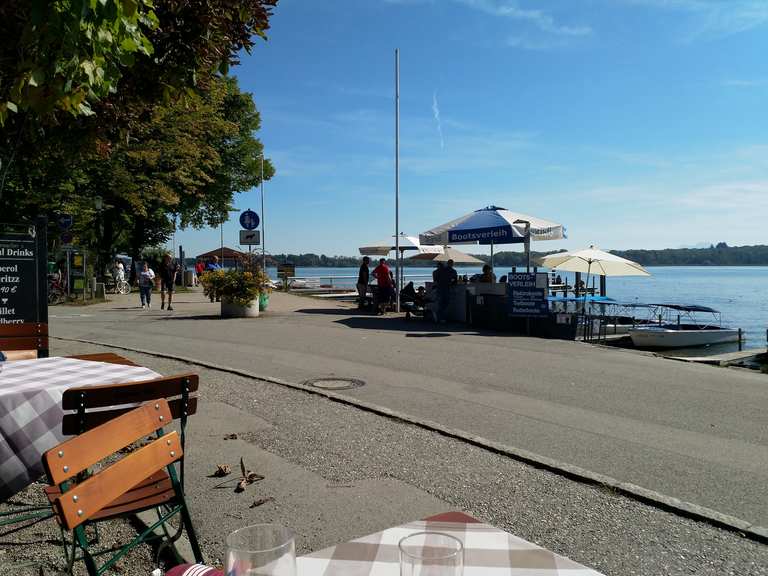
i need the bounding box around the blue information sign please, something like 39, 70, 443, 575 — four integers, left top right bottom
506, 272, 549, 317
239, 210, 260, 230
57, 213, 74, 231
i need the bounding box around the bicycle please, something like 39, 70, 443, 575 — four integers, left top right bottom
105, 272, 131, 295
47, 275, 66, 305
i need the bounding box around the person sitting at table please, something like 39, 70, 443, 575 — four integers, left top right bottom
400, 281, 417, 303
555, 274, 562, 285
479, 264, 496, 283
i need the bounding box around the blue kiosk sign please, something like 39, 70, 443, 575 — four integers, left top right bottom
239, 210, 260, 230
506, 272, 549, 317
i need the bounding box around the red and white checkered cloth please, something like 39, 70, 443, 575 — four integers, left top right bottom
296, 518, 605, 575
0, 356, 160, 500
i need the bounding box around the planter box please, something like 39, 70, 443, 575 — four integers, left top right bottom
221, 299, 260, 318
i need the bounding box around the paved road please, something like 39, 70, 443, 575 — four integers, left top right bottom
49, 290, 768, 527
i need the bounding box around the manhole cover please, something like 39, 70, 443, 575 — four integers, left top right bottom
305, 377, 365, 390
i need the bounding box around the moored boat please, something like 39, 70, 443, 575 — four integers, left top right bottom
628, 304, 740, 349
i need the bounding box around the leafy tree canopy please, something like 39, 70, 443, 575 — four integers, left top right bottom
0, 0, 277, 126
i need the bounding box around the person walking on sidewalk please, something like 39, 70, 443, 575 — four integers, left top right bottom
159, 254, 180, 311
138, 262, 155, 309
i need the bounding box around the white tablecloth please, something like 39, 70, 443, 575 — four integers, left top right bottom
0, 356, 160, 499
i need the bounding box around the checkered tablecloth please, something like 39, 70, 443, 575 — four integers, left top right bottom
0, 356, 160, 500
297, 518, 604, 575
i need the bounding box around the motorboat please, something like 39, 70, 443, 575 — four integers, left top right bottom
628, 304, 740, 349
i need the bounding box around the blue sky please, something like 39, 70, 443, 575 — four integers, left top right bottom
173, 0, 768, 259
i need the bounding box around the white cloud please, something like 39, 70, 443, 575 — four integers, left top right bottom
455, 0, 591, 36
619, 0, 768, 39
432, 92, 445, 149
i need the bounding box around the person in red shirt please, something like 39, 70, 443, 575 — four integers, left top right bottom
372, 258, 393, 314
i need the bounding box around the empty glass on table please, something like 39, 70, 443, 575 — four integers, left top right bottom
399, 531, 464, 576
226, 524, 296, 576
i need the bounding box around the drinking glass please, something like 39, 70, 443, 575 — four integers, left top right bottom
225, 524, 296, 576
399, 531, 464, 576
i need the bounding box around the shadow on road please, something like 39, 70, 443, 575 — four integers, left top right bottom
334, 316, 510, 339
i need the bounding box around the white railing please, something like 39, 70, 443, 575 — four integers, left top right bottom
285, 274, 433, 291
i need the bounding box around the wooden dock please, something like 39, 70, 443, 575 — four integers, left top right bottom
665, 349, 767, 367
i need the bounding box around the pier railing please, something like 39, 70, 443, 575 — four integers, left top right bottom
284, 274, 433, 292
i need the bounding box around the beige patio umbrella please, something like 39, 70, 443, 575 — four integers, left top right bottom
409, 246, 484, 264
538, 246, 650, 276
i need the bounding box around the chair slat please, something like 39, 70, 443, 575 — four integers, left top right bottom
0, 336, 48, 351
54, 431, 182, 530
0, 323, 48, 336
61, 397, 198, 435
44, 401, 173, 485
62, 374, 199, 410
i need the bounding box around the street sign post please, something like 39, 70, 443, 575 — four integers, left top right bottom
57, 213, 74, 230
239, 230, 261, 245
239, 210, 260, 231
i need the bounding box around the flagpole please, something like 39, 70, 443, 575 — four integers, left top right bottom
395, 48, 401, 313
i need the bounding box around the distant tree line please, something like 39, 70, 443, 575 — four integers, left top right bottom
610, 243, 768, 266
272, 244, 768, 267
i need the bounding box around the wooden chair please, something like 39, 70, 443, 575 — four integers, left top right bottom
0, 322, 48, 359
43, 400, 204, 575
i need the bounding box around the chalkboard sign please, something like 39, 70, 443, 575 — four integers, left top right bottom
0, 218, 48, 326
506, 271, 549, 317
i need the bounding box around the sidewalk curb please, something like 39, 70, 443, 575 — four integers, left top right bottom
55, 336, 768, 545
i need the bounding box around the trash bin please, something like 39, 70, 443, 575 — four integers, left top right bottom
184, 270, 194, 286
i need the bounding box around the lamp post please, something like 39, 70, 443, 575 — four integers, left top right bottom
260, 152, 266, 271
94, 196, 103, 280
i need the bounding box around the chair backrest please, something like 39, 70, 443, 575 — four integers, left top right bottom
43, 400, 183, 530
66, 353, 139, 366
0, 322, 48, 355
61, 373, 199, 436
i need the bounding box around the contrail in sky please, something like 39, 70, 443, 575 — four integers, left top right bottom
432, 91, 445, 149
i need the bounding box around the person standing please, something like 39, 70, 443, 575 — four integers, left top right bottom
194, 259, 205, 286
436, 258, 458, 322
114, 259, 125, 282
138, 262, 155, 309
356, 256, 370, 309
372, 258, 393, 315
479, 264, 496, 283
159, 254, 179, 311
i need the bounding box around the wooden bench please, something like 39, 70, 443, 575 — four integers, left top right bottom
0, 322, 48, 360
43, 400, 204, 575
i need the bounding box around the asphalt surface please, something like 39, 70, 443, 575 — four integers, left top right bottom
49, 290, 768, 531
6, 340, 767, 575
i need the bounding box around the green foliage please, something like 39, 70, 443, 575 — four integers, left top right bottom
1, 75, 273, 270
0, 0, 278, 126
0, 0, 158, 125
610, 244, 768, 266
200, 268, 270, 306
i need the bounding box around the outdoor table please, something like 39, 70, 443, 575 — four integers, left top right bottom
167, 511, 605, 576
0, 355, 160, 500
296, 511, 604, 575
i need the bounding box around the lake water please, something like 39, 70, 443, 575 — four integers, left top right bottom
267, 266, 768, 351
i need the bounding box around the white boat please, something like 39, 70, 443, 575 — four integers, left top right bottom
628, 304, 740, 349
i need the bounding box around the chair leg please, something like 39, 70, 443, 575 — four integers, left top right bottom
179, 501, 204, 563
75, 526, 98, 576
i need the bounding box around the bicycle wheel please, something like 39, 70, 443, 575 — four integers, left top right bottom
117, 280, 131, 295
48, 288, 64, 305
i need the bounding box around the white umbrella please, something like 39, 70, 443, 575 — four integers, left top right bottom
420, 205, 564, 267
538, 246, 650, 277
359, 233, 443, 256
408, 246, 484, 264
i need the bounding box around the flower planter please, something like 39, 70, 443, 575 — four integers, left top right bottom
221, 299, 260, 318
259, 292, 269, 311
